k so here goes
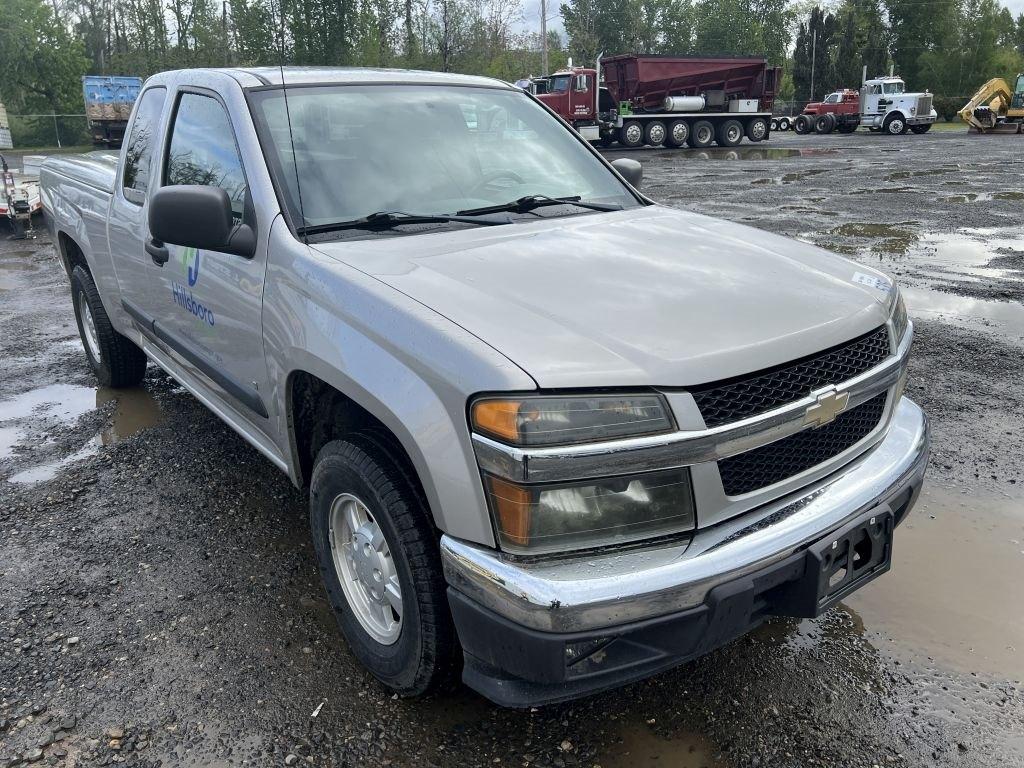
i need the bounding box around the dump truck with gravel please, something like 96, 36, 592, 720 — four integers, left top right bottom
39, 66, 929, 707
533, 55, 782, 148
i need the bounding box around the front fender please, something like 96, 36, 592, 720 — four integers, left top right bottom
261, 222, 535, 547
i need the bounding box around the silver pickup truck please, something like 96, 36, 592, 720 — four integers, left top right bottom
41, 67, 928, 707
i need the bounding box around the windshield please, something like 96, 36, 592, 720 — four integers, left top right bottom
250, 84, 638, 233
882, 81, 905, 95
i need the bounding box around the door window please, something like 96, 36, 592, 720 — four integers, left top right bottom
122, 88, 167, 205
165, 92, 249, 222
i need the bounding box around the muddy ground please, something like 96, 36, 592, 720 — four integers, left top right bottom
2, 129, 1023, 768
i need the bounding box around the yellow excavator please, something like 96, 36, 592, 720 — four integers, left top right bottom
959, 74, 1024, 133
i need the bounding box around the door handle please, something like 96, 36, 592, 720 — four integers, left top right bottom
146, 239, 169, 266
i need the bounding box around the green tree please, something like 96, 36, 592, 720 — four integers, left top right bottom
0, 0, 89, 114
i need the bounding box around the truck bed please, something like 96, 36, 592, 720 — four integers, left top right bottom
42, 152, 119, 194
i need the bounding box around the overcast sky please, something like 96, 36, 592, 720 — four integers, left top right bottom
515, 0, 1024, 40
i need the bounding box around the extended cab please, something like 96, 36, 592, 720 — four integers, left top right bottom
41, 68, 929, 707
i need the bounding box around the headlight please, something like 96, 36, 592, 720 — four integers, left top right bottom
471, 394, 674, 447
485, 469, 695, 554
889, 288, 909, 344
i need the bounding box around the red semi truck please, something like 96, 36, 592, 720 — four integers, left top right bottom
530, 54, 783, 148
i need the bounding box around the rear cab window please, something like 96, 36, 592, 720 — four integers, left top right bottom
122, 87, 167, 205
165, 91, 249, 224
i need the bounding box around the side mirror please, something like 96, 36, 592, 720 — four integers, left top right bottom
148, 185, 256, 258
611, 158, 643, 189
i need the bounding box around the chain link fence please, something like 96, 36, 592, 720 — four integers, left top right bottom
8, 114, 91, 150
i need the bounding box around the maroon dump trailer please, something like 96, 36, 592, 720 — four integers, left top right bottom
533, 54, 783, 148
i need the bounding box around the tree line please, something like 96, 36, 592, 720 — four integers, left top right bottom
2, 0, 1023, 144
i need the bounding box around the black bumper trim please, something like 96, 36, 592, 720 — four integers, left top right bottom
449, 484, 916, 708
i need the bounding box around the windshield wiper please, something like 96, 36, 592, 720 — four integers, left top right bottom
456, 195, 622, 217
297, 211, 506, 237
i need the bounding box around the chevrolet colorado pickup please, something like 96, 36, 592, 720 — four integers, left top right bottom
40, 67, 929, 707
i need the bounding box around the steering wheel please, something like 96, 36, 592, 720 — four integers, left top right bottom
468, 170, 524, 197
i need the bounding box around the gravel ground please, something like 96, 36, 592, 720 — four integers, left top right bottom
2, 129, 1023, 768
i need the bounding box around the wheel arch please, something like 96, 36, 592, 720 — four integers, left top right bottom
282, 356, 496, 547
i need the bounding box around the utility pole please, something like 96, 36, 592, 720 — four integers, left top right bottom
222, 0, 229, 66
540, 0, 549, 75
810, 29, 816, 102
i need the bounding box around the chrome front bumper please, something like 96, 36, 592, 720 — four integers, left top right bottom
441, 397, 929, 633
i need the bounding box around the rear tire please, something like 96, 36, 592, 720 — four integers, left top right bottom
310, 437, 458, 696
688, 120, 715, 148
778, 116, 791, 131
814, 113, 836, 134
910, 124, 931, 134
793, 114, 812, 134
644, 120, 667, 147
837, 123, 858, 134
746, 117, 769, 142
618, 120, 644, 148
716, 119, 744, 147
70, 265, 147, 388
665, 119, 689, 148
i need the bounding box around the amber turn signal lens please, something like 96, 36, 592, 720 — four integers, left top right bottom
472, 399, 523, 443
486, 476, 532, 547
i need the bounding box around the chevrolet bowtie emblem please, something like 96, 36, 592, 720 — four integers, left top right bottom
804, 387, 850, 428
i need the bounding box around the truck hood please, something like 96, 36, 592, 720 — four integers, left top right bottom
313, 206, 894, 389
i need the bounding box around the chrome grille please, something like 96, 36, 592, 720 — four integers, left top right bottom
718, 393, 887, 496
693, 326, 890, 428
916, 94, 933, 114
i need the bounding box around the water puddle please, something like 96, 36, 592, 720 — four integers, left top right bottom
602, 721, 725, 768
903, 286, 1024, 336
847, 485, 1024, 679
912, 228, 1024, 280
0, 383, 99, 423
1, 384, 164, 484
641, 147, 843, 161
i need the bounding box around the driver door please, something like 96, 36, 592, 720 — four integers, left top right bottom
149, 88, 272, 422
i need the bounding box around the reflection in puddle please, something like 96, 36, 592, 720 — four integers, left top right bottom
602, 721, 725, 768
1, 384, 164, 484
848, 485, 1024, 679
903, 286, 1024, 336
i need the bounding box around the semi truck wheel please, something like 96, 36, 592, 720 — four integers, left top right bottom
910, 124, 931, 134
746, 117, 769, 142
665, 119, 689, 147
618, 120, 644, 148
815, 114, 836, 134
310, 437, 457, 697
688, 120, 715, 148
837, 123, 858, 134
645, 121, 667, 146
70, 265, 147, 388
716, 119, 744, 147
770, 118, 778, 131
778, 116, 791, 131
793, 115, 811, 134
883, 114, 907, 135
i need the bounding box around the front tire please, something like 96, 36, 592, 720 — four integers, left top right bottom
70, 266, 147, 388
883, 113, 907, 135
618, 120, 644, 148
310, 438, 457, 696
